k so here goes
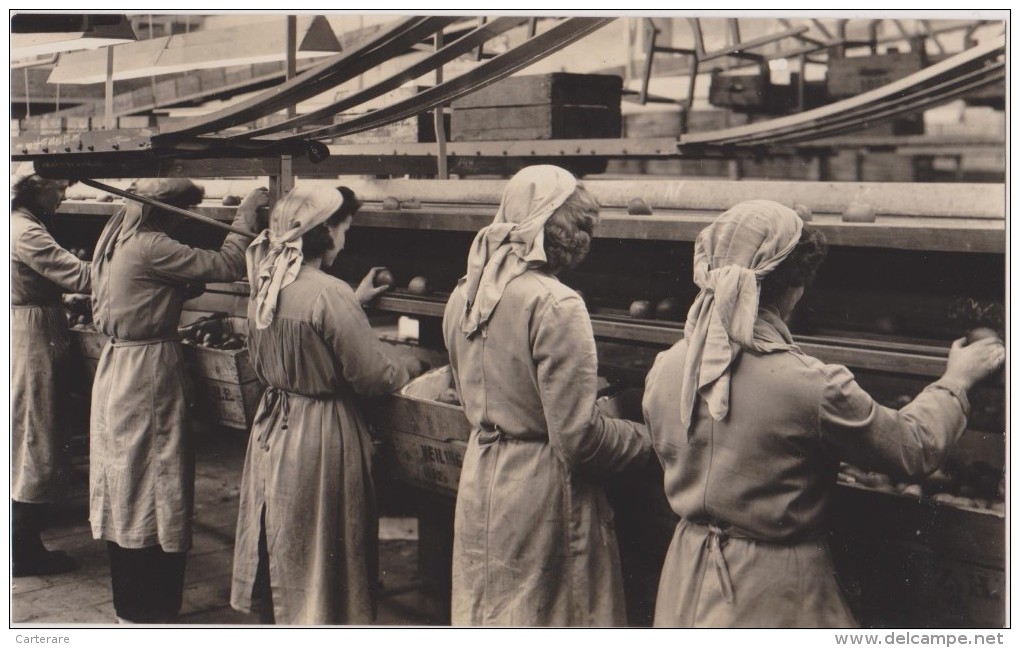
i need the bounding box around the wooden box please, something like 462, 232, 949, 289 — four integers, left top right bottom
65, 116, 92, 133
174, 74, 202, 99
831, 484, 1005, 627
708, 68, 817, 115
827, 50, 926, 98
117, 115, 153, 129
180, 316, 264, 430
451, 73, 622, 141
68, 324, 108, 384
367, 366, 471, 495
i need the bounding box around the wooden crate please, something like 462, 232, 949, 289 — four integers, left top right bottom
831, 485, 1005, 627
68, 324, 108, 384
367, 366, 471, 495
709, 69, 796, 114
451, 73, 622, 141
827, 49, 926, 97
181, 316, 263, 430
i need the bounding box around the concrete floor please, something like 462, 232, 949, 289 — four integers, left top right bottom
11, 425, 436, 627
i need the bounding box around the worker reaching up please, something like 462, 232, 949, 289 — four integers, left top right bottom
89, 179, 267, 624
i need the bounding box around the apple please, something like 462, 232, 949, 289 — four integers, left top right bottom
400, 198, 422, 209
221, 195, 241, 207
842, 202, 876, 223
382, 196, 400, 210
965, 327, 1000, 345
97, 194, 114, 203
627, 198, 653, 215
408, 276, 432, 295
629, 299, 653, 319
900, 484, 923, 498
792, 203, 813, 222
373, 268, 395, 288
436, 388, 461, 406
655, 297, 682, 321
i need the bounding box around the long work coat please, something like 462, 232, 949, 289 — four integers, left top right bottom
643, 309, 971, 628
11, 207, 91, 503
442, 270, 651, 627
231, 266, 411, 625
89, 225, 250, 552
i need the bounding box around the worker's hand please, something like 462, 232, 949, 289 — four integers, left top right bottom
233, 187, 270, 234
401, 355, 429, 381
943, 336, 1005, 390
355, 267, 391, 305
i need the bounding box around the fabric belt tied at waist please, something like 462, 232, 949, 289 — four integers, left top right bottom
109, 335, 176, 347
254, 388, 334, 450
475, 425, 545, 447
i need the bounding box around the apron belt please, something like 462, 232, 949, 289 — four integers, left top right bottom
109, 335, 176, 347
254, 388, 333, 450
681, 518, 824, 615
475, 424, 544, 447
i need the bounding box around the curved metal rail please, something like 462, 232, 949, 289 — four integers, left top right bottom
227, 16, 530, 141
152, 16, 460, 142
679, 37, 1004, 149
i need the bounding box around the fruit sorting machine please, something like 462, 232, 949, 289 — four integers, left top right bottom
44, 176, 1005, 627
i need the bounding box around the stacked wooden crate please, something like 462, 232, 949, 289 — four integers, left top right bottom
451, 73, 623, 141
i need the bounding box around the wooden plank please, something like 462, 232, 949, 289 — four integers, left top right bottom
386, 432, 466, 494
340, 178, 1005, 220
195, 377, 264, 430
450, 72, 623, 109
452, 105, 621, 141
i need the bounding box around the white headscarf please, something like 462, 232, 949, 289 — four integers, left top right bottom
458, 165, 578, 337
246, 185, 344, 329
679, 199, 804, 436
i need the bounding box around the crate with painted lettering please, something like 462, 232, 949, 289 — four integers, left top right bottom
179, 313, 263, 430
368, 365, 471, 495
827, 48, 927, 98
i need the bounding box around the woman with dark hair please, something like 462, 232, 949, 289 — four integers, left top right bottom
442, 165, 651, 626
90, 179, 267, 623
231, 184, 424, 625
643, 200, 1004, 627
10, 173, 90, 577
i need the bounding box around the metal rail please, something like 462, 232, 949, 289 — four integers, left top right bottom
227, 16, 529, 141
679, 37, 1004, 148
152, 16, 459, 142
80, 179, 254, 236
273, 17, 615, 143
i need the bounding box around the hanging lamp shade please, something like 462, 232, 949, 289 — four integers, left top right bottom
11, 13, 138, 58
47, 15, 341, 84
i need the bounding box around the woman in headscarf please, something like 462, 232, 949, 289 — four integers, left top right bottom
231, 184, 424, 625
643, 200, 1005, 627
11, 172, 91, 577
442, 165, 652, 626
90, 179, 267, 623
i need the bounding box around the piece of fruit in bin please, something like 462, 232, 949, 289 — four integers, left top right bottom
626, 198, 653, 216
629, 300, 653, 319
436, 388, 461, 406
792, 204, 813, 222
408, 276, 432, 295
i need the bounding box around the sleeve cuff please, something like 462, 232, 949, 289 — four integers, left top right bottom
926, 378, 971, 416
